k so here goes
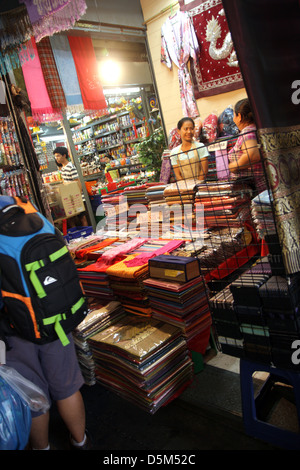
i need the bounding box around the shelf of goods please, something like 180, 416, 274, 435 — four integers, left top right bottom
72, 110, 149, 181
0, 117, 32, 200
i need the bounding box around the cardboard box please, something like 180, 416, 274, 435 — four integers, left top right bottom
49, 182, 84, 220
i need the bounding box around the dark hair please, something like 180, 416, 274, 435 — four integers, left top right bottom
177, 117, 195, 130
53, 146, 68, 158
234, 98, 254, 124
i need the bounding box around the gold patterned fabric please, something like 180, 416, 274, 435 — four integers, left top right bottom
258, 124, 300, 274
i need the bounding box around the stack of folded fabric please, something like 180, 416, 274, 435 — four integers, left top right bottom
144, 276, 211, 347
101, 190, 128, 230
251, 189, 276, 239
209, 286, 244, 358
73, 300, 126, 385
105, 240, 185, 316
76, 238, 148, 303
163, 179, 199, 229
143, 254, 212, 352
259, 274, 300, 369
194, 181, 252, 229
88, 315, 194, 413
145, 184, 167, 208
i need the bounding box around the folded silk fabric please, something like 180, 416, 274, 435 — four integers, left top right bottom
124, 240, 185, 267
68, 35, 107, 111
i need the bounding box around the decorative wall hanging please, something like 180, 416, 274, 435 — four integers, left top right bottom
68, 35, 107, 112
161, 10, 200, 118
181, 0, 244, 99
19, 0, 87, 43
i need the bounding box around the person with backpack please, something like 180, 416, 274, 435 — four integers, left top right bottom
0, 195, 91, 450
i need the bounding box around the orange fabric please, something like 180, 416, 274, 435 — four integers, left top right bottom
1, 290, 40, 339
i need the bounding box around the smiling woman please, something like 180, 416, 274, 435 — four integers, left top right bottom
170, 117, 210, 181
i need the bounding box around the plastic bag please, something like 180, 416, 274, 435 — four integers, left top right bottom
0, 375, 31, 450
0, 365, 50, 414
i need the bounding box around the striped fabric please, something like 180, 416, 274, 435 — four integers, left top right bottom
61, 162, 78, 182
36, 36, 66, 112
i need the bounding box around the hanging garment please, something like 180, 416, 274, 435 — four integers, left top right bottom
20, 36, 62, 122
49, 34, 83, 114
36, 37, 67, 112
19, 0, 87, 43
161, 10, 200, 118
68, 36, 107, 111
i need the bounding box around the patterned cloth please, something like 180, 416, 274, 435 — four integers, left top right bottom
36, 37, 66, 112
50, 34, 83, 114
161, 10, 200, 118
60, 162, 79, 182
21, 36, 62, 122
228, 124, 267, 194
180, 0, 244, 99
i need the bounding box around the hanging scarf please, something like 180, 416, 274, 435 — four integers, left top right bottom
0, 5, 32, 52
49, 34, 83, 114
20, 36, 62, 122
36, 36, 66, 112
19, 0, 87, 43
68, 35, 107, 111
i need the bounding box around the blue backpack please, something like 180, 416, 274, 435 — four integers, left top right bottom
0, 196, 87, 346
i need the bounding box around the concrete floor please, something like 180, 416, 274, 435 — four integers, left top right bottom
46, 351, 299, 452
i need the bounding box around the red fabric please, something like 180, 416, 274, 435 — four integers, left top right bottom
68, 36, 107, 111
185, 0, 244, 98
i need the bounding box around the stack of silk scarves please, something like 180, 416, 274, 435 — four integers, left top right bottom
143, 274, 211, 350
101, 190, 128, 231
73, 300, 126, 385
87, 315, 194, 413
194, 181, 252, 229
163, 179, 200, 231
105, 239, 185, 317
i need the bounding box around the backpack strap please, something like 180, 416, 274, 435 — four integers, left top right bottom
42, 296, 86, 346
25, 246, 69, 299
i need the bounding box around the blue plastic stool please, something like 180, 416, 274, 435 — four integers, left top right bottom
240, 358, 300, 449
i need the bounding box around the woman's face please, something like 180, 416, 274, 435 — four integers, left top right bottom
179, 121, 195, 143
233, 111, 242, 130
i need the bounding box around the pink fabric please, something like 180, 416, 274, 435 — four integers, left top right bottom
20, 36, 62, 122
124, 240, 185, 267
101, 238, 149, 265
215, 148, 230, 180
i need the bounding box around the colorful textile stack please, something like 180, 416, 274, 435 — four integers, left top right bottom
88, 316, 194, 413
210, 286, 244, 358
73, 301, 125, 385
145, 184, 167, 208
101, 191, 128, 231
163, 179, 198, 228
194, 181, 252, 229
144, 276, 211, 347
251, 190, 276, 239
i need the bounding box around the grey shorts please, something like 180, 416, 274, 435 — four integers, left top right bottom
5, 334, 84, 417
